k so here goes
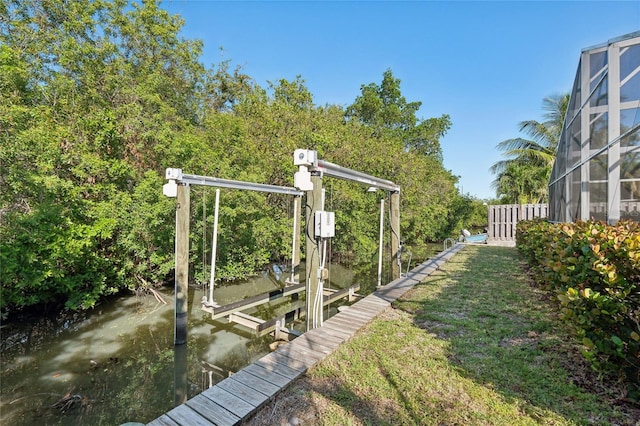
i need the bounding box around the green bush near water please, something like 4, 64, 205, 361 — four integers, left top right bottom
517, 219, 640, 395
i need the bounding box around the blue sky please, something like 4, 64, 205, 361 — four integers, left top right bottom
162, 0, 640, 199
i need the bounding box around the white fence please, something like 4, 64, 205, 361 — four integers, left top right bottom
487, 204, 548, 243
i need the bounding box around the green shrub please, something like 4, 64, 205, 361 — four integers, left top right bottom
517, 219, 640, 395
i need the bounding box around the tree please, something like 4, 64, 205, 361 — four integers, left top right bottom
346, 69, 451, 160
490, 93, 569, 203
492, 162, 549, 204
203, 57, 254, 113
1, 2, 462, 314
1, 0, 205, 312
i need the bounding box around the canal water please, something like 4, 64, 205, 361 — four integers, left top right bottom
0, 246, 439, 425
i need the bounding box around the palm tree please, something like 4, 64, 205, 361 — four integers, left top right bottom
492, 162, 549, 204
490, 93, 570, 203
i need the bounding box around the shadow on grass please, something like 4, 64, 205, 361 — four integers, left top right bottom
247, 367, 418, 426
396, 245, 637, 425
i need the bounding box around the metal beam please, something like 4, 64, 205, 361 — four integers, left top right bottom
315, 159, 400, 193
167, 168, 304, 196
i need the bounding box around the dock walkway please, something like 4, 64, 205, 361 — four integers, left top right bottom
147, 244, 465, 426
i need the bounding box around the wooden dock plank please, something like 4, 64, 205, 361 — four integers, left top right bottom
375, 288, 408, 300
323, 313, 362, 328
292, 335, 340, 355
216, 376, 267, 408
242, 363, 291, 388
165, 404, 213, 426
362, 292, 392, 303
228, 369, 280, 398
410, 266, 437, 276
352, 303, 387, 313
378, 277, 416, 291
324, 315, 365, 332
317, 322, 354, 339
255, 355, 307, 379
355, 298, 390, 310
302, 328, 345, 347
342, 303, 384, 317
201, 385, 254, 419
412, 265, 437, 274
322, 316, 357, 330
185, 394, 240, 426
343, 300, 387, 316
290, 334, 336, 355
333, 308, 371, 321
361, 294, 392, 307
275, 341, 325, 363
408, 272, 431, 281
147, 414, 180, 426
333, 309, 375, 324
263, 350, 312, 371
321, 321, 362, 337
384, 287, 415, 298
372, 291, 400, 303
334, 311, 375, 325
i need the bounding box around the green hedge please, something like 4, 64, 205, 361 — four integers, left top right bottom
517, 219, 640, 394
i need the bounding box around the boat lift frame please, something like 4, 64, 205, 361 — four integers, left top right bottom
164, 150, 401, 344
163, 168, 304, 345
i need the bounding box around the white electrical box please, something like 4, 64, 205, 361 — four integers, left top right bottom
315, 211, 335, 238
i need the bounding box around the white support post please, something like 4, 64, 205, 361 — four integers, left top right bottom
209, 188, 220, 305
377, 198, 385, 288
290, 196, 299, 284
390, 191, 401, 280
608, 42, 621, 224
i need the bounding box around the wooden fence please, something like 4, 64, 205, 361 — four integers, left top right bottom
487, 204, 548, 243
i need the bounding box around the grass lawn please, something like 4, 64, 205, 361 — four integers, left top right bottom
247, 246, 639, 425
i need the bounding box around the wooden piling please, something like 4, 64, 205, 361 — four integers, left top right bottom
175, 183, 190, 345
305, 172, 323, 330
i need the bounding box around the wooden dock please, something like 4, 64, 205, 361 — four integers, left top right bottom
146, 244, 464, 426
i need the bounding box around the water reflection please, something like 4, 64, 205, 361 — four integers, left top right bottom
0, 248, 439, 425
174, 345, 188, 406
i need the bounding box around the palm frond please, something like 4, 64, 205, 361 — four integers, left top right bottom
489, 159, 512, 175
518, 120, 555, 146
496, 137, 552, 155
490, 92, 569, 200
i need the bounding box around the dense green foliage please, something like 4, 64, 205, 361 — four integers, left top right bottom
517, 219, 640, 394
1, 0, 473, 314
491, 93, 569, 203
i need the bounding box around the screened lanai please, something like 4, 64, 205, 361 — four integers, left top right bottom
549, 31, 640, 224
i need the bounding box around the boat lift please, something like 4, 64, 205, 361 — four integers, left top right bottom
163, 169, 306, 345
164, 150, 401, 345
